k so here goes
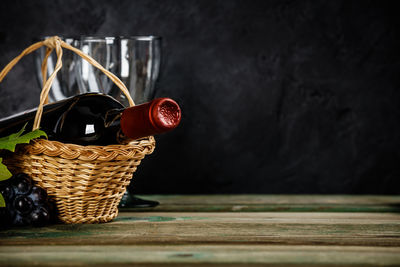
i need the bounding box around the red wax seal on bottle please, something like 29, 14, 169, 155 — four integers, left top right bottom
120, 98, 181, 140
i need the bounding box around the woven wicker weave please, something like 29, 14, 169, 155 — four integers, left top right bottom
3, 138, 155, 223
0, 36, 156, 224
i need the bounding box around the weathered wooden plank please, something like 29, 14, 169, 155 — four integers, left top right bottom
137, 195, 400, 205
1, 212, 400, 246
1, 195, 400, 266
1, 245, 400, 266
127, 195, 400, 212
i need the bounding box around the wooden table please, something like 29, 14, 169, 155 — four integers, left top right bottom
1, 195, 400, 266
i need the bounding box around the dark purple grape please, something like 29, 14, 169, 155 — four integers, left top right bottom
0, 184, 15, 201
28, 186, 48, 204
12, 173, 32, 195
30, 206, 50, 226
13, 196, 34, 214
1, 172, 55, 227
13, 213, 31, 226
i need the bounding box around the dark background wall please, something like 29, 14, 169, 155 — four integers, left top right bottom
0, 0, 399, 194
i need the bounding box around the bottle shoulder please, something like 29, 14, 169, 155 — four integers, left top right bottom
73, 93, 125, 109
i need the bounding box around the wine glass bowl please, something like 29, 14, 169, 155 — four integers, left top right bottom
117, 36, 161, 106
76, 37, 119, 96
35, 36, 80, 103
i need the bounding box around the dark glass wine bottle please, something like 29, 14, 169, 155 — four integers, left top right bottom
0, 93, 181, 145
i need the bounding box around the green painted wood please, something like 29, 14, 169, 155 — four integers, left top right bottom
1, 195, 400, 266
1, 212, 400, 246
1, 245, 400, 266
126, 195, 400, 212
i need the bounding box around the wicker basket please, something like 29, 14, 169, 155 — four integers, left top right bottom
0, 36, 156, 224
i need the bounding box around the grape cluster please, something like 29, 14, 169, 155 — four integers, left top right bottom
0, 173, 55, 227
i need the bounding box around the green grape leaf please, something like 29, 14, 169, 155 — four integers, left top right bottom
0, 124, 47, 183
0, 124, 47, 206
0, 158, 12, 181
0, 124, 47, 152
0, 193, 5, 208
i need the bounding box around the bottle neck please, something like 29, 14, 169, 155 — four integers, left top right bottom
104, 108, 133, 144
104, 108, 124, 128
120, 98, 181, 141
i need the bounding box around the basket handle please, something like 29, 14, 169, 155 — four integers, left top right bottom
0, 36, 135, 131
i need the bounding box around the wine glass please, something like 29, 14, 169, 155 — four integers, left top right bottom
35, 36, 80, 102
115, 36, 162, 208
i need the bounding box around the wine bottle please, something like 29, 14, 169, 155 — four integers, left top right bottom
0, 93, 181, 145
